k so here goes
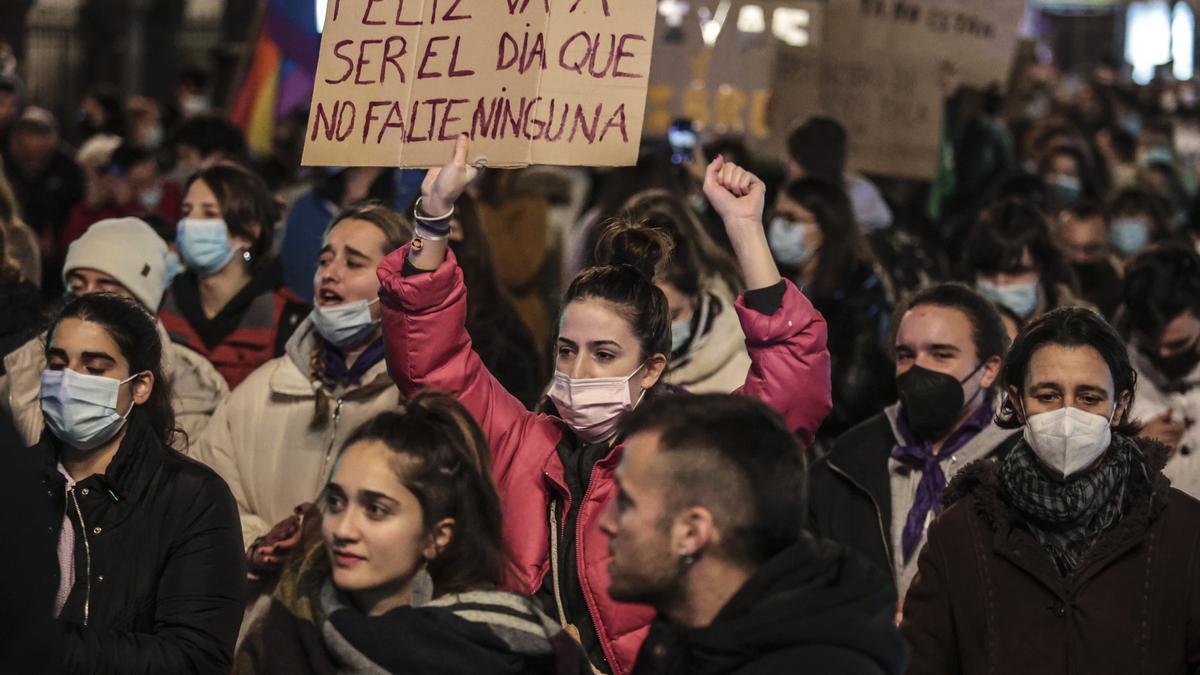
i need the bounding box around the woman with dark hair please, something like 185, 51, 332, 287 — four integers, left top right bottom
378, 136, 831, 674
448, 191, 545, 408
37, 293, 245, 673
902, 307, 1200, 674
619, 189, 750, 393
197, 203, 410, 580
235, 393, 587, 674
159, 163, 308, 387
770, 177, 893, 437
963, 198, 1092, 321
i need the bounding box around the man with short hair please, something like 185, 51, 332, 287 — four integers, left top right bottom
0, 217, 228, 450
1122, 243, 1200, 498
602, 394, 906, 675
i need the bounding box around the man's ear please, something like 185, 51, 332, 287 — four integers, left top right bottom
979, 355, 1003, 389
670, 506, 717, 561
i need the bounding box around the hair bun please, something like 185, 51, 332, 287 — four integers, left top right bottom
594, 220, 674, 281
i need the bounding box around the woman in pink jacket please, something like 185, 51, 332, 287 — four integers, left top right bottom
378, 136, 832, 675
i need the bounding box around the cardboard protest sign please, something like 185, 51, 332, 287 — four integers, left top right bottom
302, 0, 658, 168
645, 1, 822, 143
771, 0, 1025, 179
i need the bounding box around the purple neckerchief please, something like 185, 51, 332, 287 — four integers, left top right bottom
322, 337, 386, 387
891, 397, 994, 561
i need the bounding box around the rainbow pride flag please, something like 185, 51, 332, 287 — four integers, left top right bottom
230, 0, 321, 154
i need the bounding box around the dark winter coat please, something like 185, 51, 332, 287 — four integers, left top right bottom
41, 412, 247, 674
901, 438, 1200, 675
631, 537, 908, 675
808, 409, 1019, 590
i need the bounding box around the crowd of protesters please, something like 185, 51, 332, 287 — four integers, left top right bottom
3, 39, 1200, 675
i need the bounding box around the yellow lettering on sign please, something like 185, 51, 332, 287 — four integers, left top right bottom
684, 84, 711, 126
713, 84, 747, 132
688, 48, 714, 83
749, 89, 770, 138
645, 85, 677, 135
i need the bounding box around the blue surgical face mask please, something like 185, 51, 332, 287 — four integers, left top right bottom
176, 218, 236, 277
977, 277, 1040, 318
767, 216, 816, 267
1110, 217, 1150, 256
40, 369, 141, 450
671, 317, 692, 353
310, 298, 380, 349
1044, 173, 1082, 210
163, 250, 185, 287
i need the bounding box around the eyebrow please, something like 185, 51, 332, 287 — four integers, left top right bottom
82, 351, 117, 364
928, 344, 961, 352
343, 245, 370, 260
360, 489, 399, 505
589, 340, 622, 350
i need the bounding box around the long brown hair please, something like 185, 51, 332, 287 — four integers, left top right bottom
780, 177, 876, 301
335, 392, 507, 595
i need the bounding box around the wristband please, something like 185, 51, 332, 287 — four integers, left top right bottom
414, 222, 450, 241
414, 196, 454, 222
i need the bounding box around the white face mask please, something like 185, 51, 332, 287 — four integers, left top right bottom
767, 216, 816, 267
1023, 405, 1115, 478
310, 298, 380, 349
547, 363, 646, 443
40, 369, 140, 450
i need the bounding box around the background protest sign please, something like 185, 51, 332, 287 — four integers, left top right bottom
771, 0, 1025, 179
644, 1, 821, 143
301, 0, 658, 169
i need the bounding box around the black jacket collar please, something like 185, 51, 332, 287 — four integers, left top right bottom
42, 412, 168, 509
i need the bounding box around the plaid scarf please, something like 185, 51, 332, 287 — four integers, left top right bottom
999, 434, 1138, 575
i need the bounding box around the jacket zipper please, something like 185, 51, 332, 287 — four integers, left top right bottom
319, 398, 345, 491
827, 460, 896, 585
67, 487, 93, 626
576, 468, 611, 674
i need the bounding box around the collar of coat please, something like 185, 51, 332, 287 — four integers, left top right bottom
270, 317, 392, 398
942, 435, 1173, 578
42, 411, 167, 510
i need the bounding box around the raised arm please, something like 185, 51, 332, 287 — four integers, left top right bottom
704, 157, 832, 443
703, 156, 782, 292
406, 134, 477, 272
378, 137, 561, 480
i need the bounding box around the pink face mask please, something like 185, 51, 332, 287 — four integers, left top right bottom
547, 363, 646, 443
